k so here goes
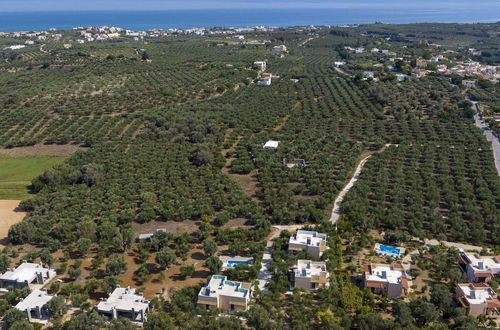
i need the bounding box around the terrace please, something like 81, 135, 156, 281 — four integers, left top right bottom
364, 263, 408, 299
291, 259, 330, 290
96, 287, 150, 325
288, 230, 328, 259
197, 275, 251, 312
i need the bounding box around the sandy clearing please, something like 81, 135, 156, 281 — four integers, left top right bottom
0, 144, 84, 157
0, 200, 26, 247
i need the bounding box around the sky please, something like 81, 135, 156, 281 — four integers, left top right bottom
0, 0, 482, 12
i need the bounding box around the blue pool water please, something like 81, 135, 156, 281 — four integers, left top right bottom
226, 260, 252, 269
379, 244, 401, 256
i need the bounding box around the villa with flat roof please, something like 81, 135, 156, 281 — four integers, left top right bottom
197, 275, 251, 312
363, 263, 408, 299
458, 253, 500, 283
455, 283, 500, 317
288, 230, 328, 259
291, 260, 330, 290
0, 262, 56, 289
253, 61, 267, 71
15, 289, 55, 324
96, 287, 150, 325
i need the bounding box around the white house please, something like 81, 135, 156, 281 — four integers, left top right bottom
288, 230, 328, 259
253, 61, 267, 71
257, 77, 272, 86
0, 262, 56, 289
462, 80, 476, 88
96, 287, 150, 326
459, 253, 500, 283
15, 289, 55, 324
396, 74, 406, 82
363, 71, 375, 79
291, 260, 330, 290
455, 283, 500, 316
363, 263, 408, 299
273, 45, 287, 54
197, 275, 251, 312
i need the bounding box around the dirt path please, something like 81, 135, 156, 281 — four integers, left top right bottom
329, 144, 395, 225
329, 155, 372, 225
334, 66, 353, 78
0, 200, 26, 247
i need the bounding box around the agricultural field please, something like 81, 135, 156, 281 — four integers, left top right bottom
0, 155, 66, 199
0, 23, 498, 329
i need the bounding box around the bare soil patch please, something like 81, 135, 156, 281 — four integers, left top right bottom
0, 200, 26, 247
222, 218, 253, 230
0, 144, 84, 157
132, 220, 200, 238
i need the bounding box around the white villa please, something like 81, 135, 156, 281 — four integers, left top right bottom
273, 45, 287, 54
96, 287, 150, 326
0, 262, 56, 289
288, 230, 328, 259
291, 260, 330, 290
455, 283, 500, 317
15, 289, 55, 324
253, 61, 267, 71
459, 253, 500, 283
363, 263, 409, 299
197, 275, 252, 312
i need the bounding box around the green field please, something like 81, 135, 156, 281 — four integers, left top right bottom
0, 156, 66, 199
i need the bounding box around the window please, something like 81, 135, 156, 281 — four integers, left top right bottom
230, 304, 235, 312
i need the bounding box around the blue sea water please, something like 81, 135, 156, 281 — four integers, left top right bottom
0, 6, 499, 32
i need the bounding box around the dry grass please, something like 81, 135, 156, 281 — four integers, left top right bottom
0, 200, 26, 247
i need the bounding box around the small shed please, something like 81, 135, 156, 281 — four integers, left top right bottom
263, 140, 279, 150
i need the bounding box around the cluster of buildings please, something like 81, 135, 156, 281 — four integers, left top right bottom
75, 26, 123, 42
0, 262, 151, 326
253, 61, 280, 86
455, 252, 500, 316
413, 57, 499, 82
362, 248, 500, 317
197, 229, 330, 312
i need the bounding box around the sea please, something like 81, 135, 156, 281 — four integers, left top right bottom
0, 5, 499, 32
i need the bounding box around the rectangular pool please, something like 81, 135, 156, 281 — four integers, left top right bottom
226, 260, 253, 269
378, 244, 401, 257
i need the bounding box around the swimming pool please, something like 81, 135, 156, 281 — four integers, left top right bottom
226, 260, 253, 269
378, 244, 401, 257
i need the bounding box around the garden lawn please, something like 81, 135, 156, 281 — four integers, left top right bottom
0, 156, 66, 199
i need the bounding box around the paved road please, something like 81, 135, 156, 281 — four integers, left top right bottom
471, 100, 500, 175
256, 225, 303, 292
329, 155, 372, 224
